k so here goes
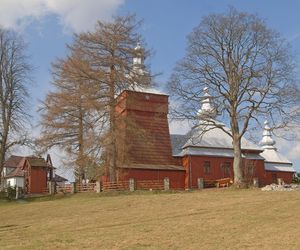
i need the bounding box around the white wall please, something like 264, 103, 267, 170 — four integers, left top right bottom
6, 177, 24, 188
3, 167, 16, 177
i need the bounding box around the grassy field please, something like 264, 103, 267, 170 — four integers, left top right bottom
0, 189, 300, 250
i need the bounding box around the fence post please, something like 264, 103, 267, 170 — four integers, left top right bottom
129, 178, 135, 191
197, 178, 204, 189
48, 181, 55, 195
15, 186, 19, 200
71, 182, 77, 194
164, 177, 170, 191
253, 178, 259, 187
96, 181, 101, 193
48, 182, 52, 195
277, 178, 284, 185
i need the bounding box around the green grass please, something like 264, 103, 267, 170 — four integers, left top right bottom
0, 189, 300, 249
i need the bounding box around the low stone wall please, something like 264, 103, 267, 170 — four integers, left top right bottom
261, 183, 300, 191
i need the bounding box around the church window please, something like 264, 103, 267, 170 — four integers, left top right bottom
204, 161, 211, 174
272, 173, 277, 183
246, 163, 254, 176
222, 162, 231, 177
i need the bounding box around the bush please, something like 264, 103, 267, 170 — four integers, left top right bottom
293, 174, 300, 184
6, 186, 24, 200
6, 186, 16, 200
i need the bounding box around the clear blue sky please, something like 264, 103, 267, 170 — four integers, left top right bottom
1, 0, 299, 172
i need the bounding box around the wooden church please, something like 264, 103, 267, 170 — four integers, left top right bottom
104, 45, 295, 189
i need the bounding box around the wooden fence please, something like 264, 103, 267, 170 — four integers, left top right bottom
136, 180, 164, 190
48, 177, 232, 195
56, 184, 72, 193
76, 183, 97, 192
54, 179, 167, 194
102, 181, 129, 192
56, 183, 96, 193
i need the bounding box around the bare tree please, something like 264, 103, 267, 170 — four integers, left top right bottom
39, 15, 152, 182
169, 8, 299, 186
0, 28, 31, 185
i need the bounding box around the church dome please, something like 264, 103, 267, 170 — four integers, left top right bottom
259, 120, 295, 172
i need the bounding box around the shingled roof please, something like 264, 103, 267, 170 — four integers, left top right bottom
4, 155, 53, 178
116, 90, 178, 167
53, 174, 68, 182
170, 134, 188, 156
4, 155, 24, 168
182, 122, 262, 151
26, 157, 49, 168
4, 166, 24, 178
121, 163, 184, 171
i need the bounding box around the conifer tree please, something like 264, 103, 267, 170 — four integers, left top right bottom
39, 15, 152, 181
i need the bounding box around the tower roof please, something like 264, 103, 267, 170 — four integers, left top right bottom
181, 123, 261, 152
259, 120, 294, 172
170, 87, 262, 157
197, 87, 217, 120
260, 120, 276, 150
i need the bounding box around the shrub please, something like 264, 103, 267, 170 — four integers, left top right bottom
292, 173, 300, 184
6, 186, 16, 200
6, 186, 24, 200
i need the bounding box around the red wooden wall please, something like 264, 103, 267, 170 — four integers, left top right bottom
118, 168, 185, 189
24, 161, 48, 194
264, 170, 293, 184
115, 90, 176, 166
182, 154, 274, 188
29, 167, 47, 193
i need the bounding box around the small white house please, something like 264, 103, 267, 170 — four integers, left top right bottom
2, 154, 68, 192
2, 155, 25, 189
6, 176, 25, 188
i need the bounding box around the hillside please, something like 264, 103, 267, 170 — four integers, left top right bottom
0, 190, 299, 249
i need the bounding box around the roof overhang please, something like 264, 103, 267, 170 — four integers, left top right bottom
265, 162, 295, 172
179, 147, 234, 158
4, 175, 24, 179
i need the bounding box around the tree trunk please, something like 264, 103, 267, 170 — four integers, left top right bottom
231, 106, 245, 187
109, 65, 117, 182
0, 146, 5, 186
77, 102, 85, 183
232, 135, 244, 187
0, 121, 9, 186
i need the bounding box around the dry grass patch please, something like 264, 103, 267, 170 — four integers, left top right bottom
0, 189, 300, 249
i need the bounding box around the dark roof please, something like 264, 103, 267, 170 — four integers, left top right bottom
4, 155, 53, 177
53, 174, 68, 182
120, 163, 185, 171
26, 157, 49, 168
170, 134, 188, 156
4, 166, 24, 178
4, 155, 24, 168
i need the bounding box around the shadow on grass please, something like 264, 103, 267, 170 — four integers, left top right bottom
0, 193, 73, 205
1, 190, 188, 205
0, 187, 247, 205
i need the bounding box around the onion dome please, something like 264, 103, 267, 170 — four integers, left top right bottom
259, 121, 294, 172
197, 87, 217, 120
133, 43, 145, 74
260, 120, 276, 150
